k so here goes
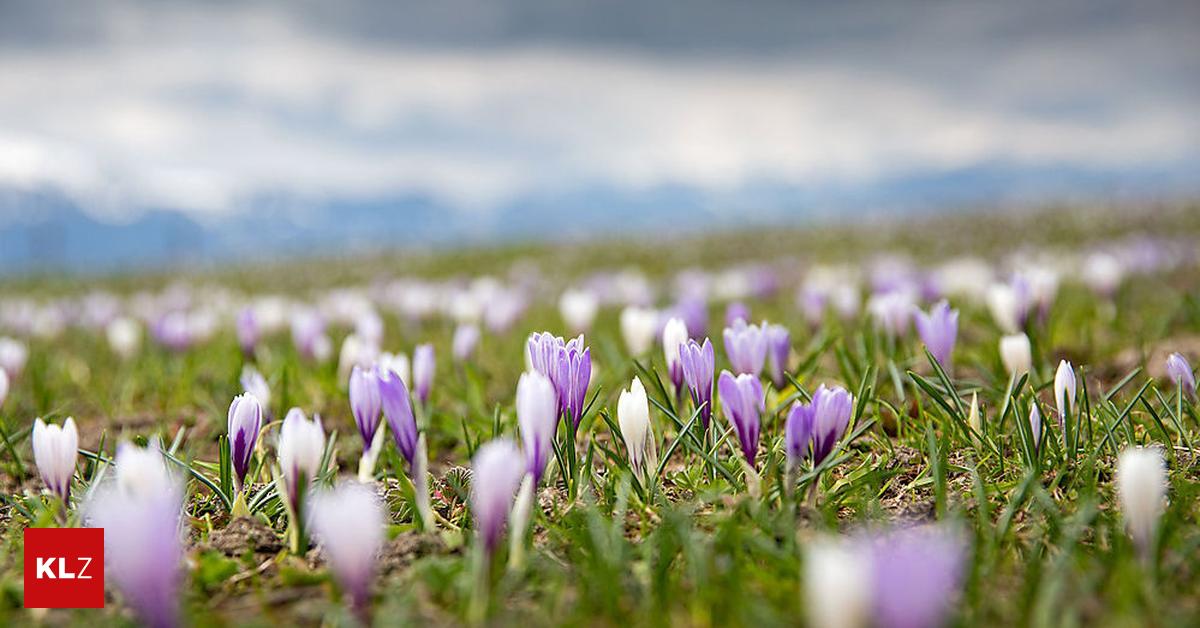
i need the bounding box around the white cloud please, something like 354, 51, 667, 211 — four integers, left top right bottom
0, 3, 1196, 221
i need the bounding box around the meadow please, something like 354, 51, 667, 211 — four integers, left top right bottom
1, 204, 1199, 627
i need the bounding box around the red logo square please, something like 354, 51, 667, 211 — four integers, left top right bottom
23, 528, 105, 609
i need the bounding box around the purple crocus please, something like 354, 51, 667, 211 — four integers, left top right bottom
308, 482, 384, 622
723, 319, 767, 377
725, 301, 750, 326
349, 365, 383, 452
527, 332, 592, 430
765, 323, 791, 389
517, 371, 558, 485
452, 324, 481, 363
1166, 352, 1196, 399
867, 525, 967, 628
784, 403, 814, 465
671, 296, 708, 339
227, 393, 263, 492
470, 439, 526, 554
717, 370, 764, 466
810, 385, 854, 464
914, 300, 959, 367
87, 452, 184, 628
236, 306, 258, 357
379, 366, 417, 468
680, 338, 716, 428
413, 343, 435, 404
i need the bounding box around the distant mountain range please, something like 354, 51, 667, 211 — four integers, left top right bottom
1, 162, 1197, 275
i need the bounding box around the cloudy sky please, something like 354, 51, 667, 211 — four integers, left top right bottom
0, 0, 1198, 229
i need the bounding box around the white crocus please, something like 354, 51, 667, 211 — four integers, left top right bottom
0, 368, 8, 409
986, 283, 1022, 334
106, 317, 142, 359
559, 289, 599, 333
115, 441, 174, 500
278, 408, 326, 501
619, 306, 659, 355
805, 537, 871, 628
377, 352, 411, 387
661, 317, 690, 386
1116, 447, 1167, 558
617, 377, 658, 481
1000, 333, 1032, 376
32, 417, 79, 502
308, 482, 385, 616
1054, 360, 1077, 424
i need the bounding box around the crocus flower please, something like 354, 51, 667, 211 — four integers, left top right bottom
765, 323, 790, 389
1116, 446, 1166, 556
717, 370, 764, 466
236, 306, 258, 356
413, 343, 435, 405
725, 301, 750, 326
86, 458, 184, 628
785, 402, 813, 467
0, 336, 29, 377
723, 319, 767, 377
559, 289, 598, 333
291, 310, 331, 362
32, 417, 78, 502
106, 317, 142, 360
228, 393, 263, 492
620, 306, 659, 356
379, 366, 417, 467
308, 482, 385, 619
527, 332, 592, 429
278, 408, 325, 507
986, 276, 1032, 334
0, 368, 7, 408
1082, 252, 1124, 297
671, 296, 708, 339
1000, 333, 1032, 376
1029, 403, 1042, 452
662, 316, 689, 393
867, 525, 967, 628
805, 538, 870, 628
517, 371, 558, 485
349, 365, 383, 452
867, 291, 914, 338
617, 377, 657, 480
1054, 360, 1077, 429
470, 439, 526, 554
338, 333, 378, 383
680, 338, 716, 428
240, 365, 271, 414
809, 384, 854, 465
914, 300, 959, 367
1166, 352, 1196, 399
378, 351, 410, 386
452, 324, 481, 363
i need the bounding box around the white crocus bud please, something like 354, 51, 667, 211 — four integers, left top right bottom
805, 537, 871, 628
115, 441, 173, 499
617, 377, 657, 481
278, 408, 326, 505
1116, 447, 1166, 558
106, 317, 142, 360
1000, 333, 1032, 376
1054, 360, 1077, 425
32, 417, 79, 502
619, 306, 659, 356
0, 368, 8, 408
559, 289, 598, 333
377, 352, 410, 387
661, 316, 690, 390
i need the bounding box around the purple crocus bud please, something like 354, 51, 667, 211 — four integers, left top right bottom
379, 367, 418, 468
517, 371, 558, 485
680, 338, 716, 428
452, 324, 481, 363
32, 417, 78, 502
413, 343, 435, 405
1029, 403, 1042, 452
717, 370, 764, 467
349, 365, 383, 453
725, 301, 750, 326
87, 474, 184, 628
470, 439, 526, 554
1054, 360, 1077, 430
526, 332, 593, 428
784, 403, 813, 465
765, 323, 790, 389
228, 393, 263, 492
1166, 352, 1196, 399
278, 408, 325, 508
236, 306, 258, 357
723, 319, 767, 377
308, 482, 385, 621
662, 317, 689, 393
810, 384, 854, 465
867, 525, 967, 628
914, 300, 959, 367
